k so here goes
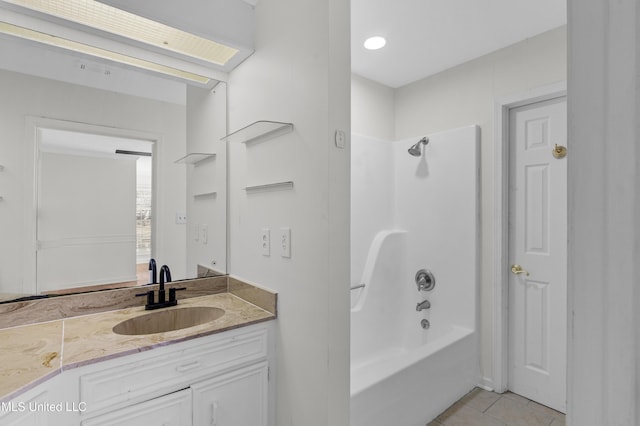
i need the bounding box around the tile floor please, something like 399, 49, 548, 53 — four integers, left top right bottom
427, 388, 566, 426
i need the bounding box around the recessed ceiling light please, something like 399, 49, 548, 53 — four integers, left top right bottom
3, 0, 239, 66
364, 36, 386, 50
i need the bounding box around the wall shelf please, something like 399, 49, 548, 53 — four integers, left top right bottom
244, 181, 294, 193
222, 121, 293, 144
174, 153, 216, 165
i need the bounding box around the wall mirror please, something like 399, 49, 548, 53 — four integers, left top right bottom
0, 29, 228, 303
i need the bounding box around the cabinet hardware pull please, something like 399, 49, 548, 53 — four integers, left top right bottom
175, 360, 201, 372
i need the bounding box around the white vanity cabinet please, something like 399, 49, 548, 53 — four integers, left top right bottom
81, 388, 192, 426
82, 361, 269, 426
76, 323, 271, 426
3, 323, 272, 426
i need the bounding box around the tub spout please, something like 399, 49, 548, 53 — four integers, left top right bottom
416, 300, 431, 311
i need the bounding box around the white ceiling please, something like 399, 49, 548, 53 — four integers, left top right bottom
1, 1, 566, 94
96, 0, 256, 57
351, 0, 567, 88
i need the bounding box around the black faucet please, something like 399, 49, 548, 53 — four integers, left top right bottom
148, 258, 157, 284
158, 265, 171, 304
136, 265, 186, 310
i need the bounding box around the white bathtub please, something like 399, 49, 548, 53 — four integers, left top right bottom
350, 128, 479, 426
350, 230, 479, 426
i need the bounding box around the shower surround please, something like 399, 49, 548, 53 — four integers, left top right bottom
350, 126, 480, 426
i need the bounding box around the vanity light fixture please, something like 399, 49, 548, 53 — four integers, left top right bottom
2, 0, 239, 66
364, 36, 386, 50
0, 21, 211, 84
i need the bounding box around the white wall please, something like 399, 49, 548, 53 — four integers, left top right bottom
0, 69, 187, 294
226, 0, 350, 424
391, 26, 566, 385
351, 74, 395, 141
567, 0, 640, 424
349, 76, 395, 288
186, 84, 227, 276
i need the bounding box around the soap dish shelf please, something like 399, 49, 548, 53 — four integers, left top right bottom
193, 191, 217, 199
175, 153, 216, 165
222, 121, 293, 145
244, 181, 294, 193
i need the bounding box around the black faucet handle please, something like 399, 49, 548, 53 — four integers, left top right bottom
135, 290, 155, 306
169, 287, 187, 302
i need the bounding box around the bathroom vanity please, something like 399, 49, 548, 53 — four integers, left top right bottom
0, 280, 277, 426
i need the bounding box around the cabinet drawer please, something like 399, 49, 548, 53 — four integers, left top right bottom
81, 388, 191, 426
79, 327, 267, 415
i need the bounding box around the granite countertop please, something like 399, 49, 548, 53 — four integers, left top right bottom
0, 293, 275, 401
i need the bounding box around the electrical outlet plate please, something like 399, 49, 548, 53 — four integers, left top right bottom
175, 212, 187, 224
261, 228, 270, 256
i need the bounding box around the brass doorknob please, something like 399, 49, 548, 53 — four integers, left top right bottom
553, 144, 567, 159
511, 264, 530, 276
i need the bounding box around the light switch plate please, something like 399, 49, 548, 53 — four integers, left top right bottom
279, 227, 291, 258
335, 130, 346, 148
201, 224, 208, 244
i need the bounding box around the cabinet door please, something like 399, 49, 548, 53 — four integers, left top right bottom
0, 389, 49, 426
192, 362, 268, 426
0, 374, 78, 426
1, 411, 45, 426
81, 388, 191, 426
1, 406, 47, 426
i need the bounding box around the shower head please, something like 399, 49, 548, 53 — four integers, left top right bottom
408, 137, 429, 156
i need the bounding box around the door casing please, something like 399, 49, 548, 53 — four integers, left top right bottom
491, 82, 567, 393
23, 116, 159, 294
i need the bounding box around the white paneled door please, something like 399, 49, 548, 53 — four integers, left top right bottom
508, 96, 567, 412
37, 150, 137, 292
